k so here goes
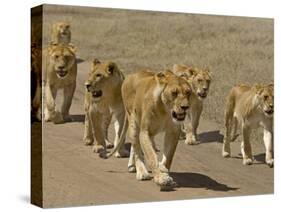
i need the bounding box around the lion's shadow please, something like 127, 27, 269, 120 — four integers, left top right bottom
69, 114, 85, 123
171, 172, 238, 191
198, 130, 224, 143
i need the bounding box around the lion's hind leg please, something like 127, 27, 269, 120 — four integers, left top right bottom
222, 94, 235, 158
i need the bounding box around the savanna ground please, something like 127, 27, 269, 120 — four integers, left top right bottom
34, 4, 273, 208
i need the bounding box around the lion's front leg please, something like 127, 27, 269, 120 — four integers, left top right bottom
44, 83, 62, 123
92, 112, 107, 154
160, 126, 180, 172
61, 82, 76, 122
140, 130, 176, 190
263, 128, 274, 168
113, 112, 129, 158
241, 124, 253, 165
185, 104, 202, 145
102, 113, 114, 149
83, 111, 94, 145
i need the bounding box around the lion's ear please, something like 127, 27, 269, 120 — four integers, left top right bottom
155, 71, 169, 85
92, 58, 101, 66
68, 43, 77, 53
268, 83, 274, 88
107, 62, 117, 74
254, 84, 264, 95
172, 64, 190, 80
47, 42, 58, 54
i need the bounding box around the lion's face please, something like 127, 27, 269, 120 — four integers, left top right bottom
192, 69, 211, 100
256, 84, 274, 117
172, 65, 211, 101
48, 43, 76, 79
159, 72, 192, 124
56, 22, 71, 38
85, 59, 121, 102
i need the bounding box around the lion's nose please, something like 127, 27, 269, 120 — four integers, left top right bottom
181, 106, 189, 111
203, 87, 208, 91
58, 65, 64, 70
85, 82, 91, 91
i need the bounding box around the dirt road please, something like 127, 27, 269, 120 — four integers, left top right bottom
41, 60, 273, 208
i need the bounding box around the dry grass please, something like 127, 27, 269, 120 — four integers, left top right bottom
42, 4, 273, 142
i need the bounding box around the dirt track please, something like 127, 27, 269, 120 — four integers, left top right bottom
35, 5, 274, 208
40, 60, 273, 208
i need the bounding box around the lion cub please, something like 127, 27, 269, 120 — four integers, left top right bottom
173, 64, 211, 145
44, 43, 77, 124
51, 22, 71, 44
83, 59, 128, 157
222, 84, 274, 167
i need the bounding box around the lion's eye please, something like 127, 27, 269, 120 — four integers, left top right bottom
264, 95, 269, 100
197, 79, 203, 83
172, 91, 178, 97
186, 90, 191, 96
54, 55, 59, 59
96, 73, 102, 78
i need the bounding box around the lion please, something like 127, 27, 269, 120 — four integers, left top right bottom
44, 43, 77, 124
31, 43, 42, 121
83, 59, 129, 157
102, 70, 192, 190
172, 64, 211, 145
222, 84, 274, 167
51, 22, 71, 44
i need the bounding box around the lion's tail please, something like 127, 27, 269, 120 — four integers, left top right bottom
101, 115, 128, 159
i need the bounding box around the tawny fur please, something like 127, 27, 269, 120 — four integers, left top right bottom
172, 64, 211, 145
44, 43, 77, 124
105, 70, 192, 190
83, 59, 128, 157
51, 22, 71, 44
222, 84, 274, 167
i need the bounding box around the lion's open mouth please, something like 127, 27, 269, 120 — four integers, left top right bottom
197, 92, 207, 98
265, 109, 274, 116
92, 90, 103, 98
172, 111, 186, 121
56, 71, 68, 78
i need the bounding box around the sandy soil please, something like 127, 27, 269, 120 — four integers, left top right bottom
36, 5, 274, 208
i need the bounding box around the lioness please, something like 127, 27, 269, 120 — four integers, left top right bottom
44, 43, 77, 124
31, 43, 42, 121
83, 59, 128, 157
51, 22, 71, 44
173, 64, 211, 145
222, 84, 274, 167
103, 70, 192, 190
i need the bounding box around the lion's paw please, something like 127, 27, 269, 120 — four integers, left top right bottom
222, 151, 231, 158
106, 141, 114, 149
266, 159, 274, 168
92, 145, 105, 153
84, 137, 94, 146
154, 173, 177, 191
243, 158, 253, 165
136, 171, 152, 181
185, 135, 200, 145
128, 165, 136, 173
